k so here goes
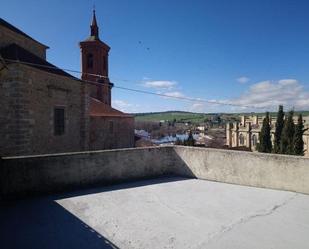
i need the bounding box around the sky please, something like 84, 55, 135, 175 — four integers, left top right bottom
1, 0, 309, 113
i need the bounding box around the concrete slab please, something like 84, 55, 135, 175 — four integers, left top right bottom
1, 177, 309, 249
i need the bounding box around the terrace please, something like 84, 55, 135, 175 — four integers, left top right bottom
1, 146, 309, 249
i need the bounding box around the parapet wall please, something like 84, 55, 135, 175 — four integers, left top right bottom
173, 146, 309, 195
0, 147, 176, 198
1, 146, 309, 198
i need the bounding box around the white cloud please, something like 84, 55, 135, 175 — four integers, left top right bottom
226, 79, 309, 111
112, 99, 140, 113
143, 80, 177, 90
236, 76, 250, 84
190, 102, 205, 112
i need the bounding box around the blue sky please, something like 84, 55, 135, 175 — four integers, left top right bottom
2, 0, 309, 113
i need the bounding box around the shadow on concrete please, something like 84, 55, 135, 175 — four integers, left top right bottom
0, 176, 193, 249
0, 196, 119, 249
54, 175, 192, 199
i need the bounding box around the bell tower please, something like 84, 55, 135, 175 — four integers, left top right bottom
79, 10, 113, 105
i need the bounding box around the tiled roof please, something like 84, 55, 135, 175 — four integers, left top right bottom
0, 18, 48, 48
90, 97, 133, 118
0, 43, 76, 79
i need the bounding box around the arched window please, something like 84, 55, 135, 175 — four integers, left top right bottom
87, 53, 93, 68
239, 134, 244, 146
252, 134, 257, 146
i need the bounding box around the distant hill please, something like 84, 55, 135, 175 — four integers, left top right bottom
134, 110, 309, 123
134, 111, 219, 123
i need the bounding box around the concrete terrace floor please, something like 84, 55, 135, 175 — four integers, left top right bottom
1, 177, 309, 249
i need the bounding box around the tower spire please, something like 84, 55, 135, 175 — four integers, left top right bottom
90, 8, 99, 38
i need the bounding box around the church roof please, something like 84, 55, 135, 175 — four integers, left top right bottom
0, 18, 49, 48
79, 10, 110, 50
0, 43, 76, 79
89, 97, 133, 118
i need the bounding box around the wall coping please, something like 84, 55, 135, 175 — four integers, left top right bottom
2, 145, 309, 161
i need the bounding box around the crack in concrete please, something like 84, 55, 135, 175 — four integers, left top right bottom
197, 193, 299, 248
152, 192, 186, 218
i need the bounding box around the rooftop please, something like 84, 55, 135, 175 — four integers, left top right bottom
0, 18, 49, 48
1, 146, 309, 249
90, 97, 133, 117
1, 177, 309, 249
0, 43, 75, 79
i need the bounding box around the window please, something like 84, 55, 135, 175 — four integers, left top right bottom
54, 108, 65, 135
87, 53, 93, 69
252, 134, 257, 146
239, 134, 244, 146
109, 121, 114, 133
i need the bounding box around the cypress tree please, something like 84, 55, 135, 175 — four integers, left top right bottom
293, 114, 304, 156
258, 112, 272, 153
280, 110, 295, 155
273, 105, 284, 153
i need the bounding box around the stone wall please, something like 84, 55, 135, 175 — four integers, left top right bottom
1, 146, 309, 198
89, 116, 134, 150
0, 64, 89, 156
0, 64, 32, 155
0, 147, 176, 198
0, 24, 47, 59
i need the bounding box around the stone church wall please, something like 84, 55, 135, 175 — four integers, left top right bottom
0, 64, 89, 156
89, 116, 134, 150
0, 25, 47, 59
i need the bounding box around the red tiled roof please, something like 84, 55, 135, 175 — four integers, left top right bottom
89, 98, 133, 118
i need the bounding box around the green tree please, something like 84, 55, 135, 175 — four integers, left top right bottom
273, 105, 284, 153
175, 138, 184, 145
293, 114, 305, 156
258, 112, 272, 153
280, 110, 295, 155
184, 131, 195, 146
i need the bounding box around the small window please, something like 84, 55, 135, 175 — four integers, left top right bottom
252, 134, 257, 146
239, 134, 244, 145
109, 121, 114, 133
87, 54, 93, 68
54, 108, 65, 136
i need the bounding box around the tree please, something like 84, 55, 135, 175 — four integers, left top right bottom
175, 138, 184, 145
184, 130, 195, 146
258, 112, 272, 153
280, 110, 295, 155
293, 114, 305, 156
273, 105, 284, 153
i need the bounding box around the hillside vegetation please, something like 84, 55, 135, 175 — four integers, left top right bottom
134, 111, 309, 124
135, 111, 228, 123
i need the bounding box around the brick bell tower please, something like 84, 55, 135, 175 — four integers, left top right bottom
79, 10, 113, 105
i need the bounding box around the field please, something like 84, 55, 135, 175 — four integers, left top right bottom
134, 111, 309, 124
134, 111, 215, 123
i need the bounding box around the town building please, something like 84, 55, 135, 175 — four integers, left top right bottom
0, 12, 134, 156
226, 115, 309, 156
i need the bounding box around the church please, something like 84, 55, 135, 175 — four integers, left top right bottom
226, 115, 309, 156
0, 11, 134, 156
